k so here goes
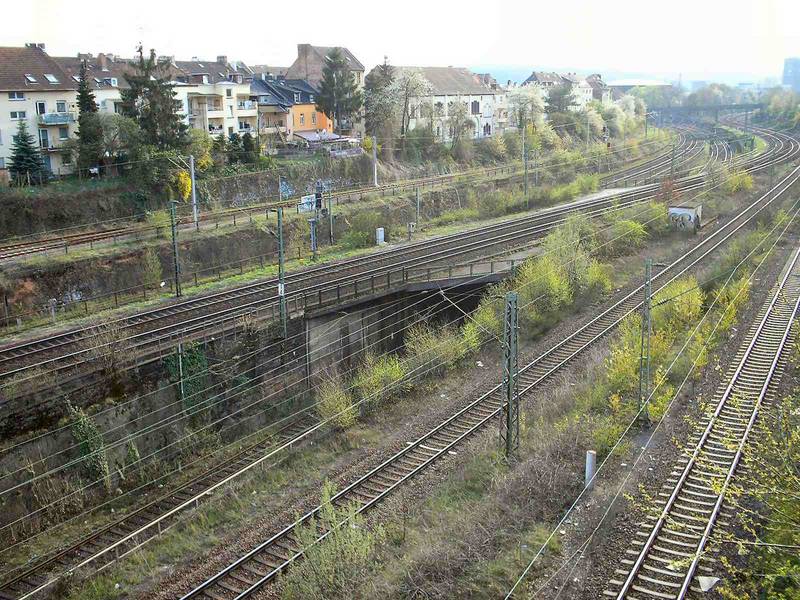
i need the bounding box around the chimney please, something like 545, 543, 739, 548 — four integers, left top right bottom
77, 52, 93, 61
191, 56, 198, 61
26, 42, 46, 50
297, 44, 312, 78
97, 53, 109, 71
217, 55, 228, 65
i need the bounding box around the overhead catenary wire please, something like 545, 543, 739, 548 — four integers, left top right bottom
3, 130, 792, 584
504, 197, 800, 598
0, 137, 780, 492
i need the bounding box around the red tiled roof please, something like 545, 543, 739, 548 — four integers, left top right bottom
0, 46, 76, 91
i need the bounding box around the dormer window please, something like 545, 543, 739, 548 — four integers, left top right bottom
202, 75, 209, 84
44, 74, 59, 84
24, 74, 37, 83
71, 75, 80, 83
309, 94, 314, 102
294, 93, 300, 102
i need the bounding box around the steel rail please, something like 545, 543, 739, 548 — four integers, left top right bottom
178, 145, 800, 600
610, 246, 800, 600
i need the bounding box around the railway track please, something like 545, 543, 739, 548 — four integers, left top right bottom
0, 134, 684, 264
0, 126, 794, 600
173, 138, 800, 600
0, 127, 778, 390
604, 244, 800, 600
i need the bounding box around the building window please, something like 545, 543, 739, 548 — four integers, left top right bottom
24, 74, 37, 83
58, 126, 69, 140
10, 111, 26, 120
38, 129, 49, 148
8, 91, 24, 100
44, 74, 59, 84
311, 112, 316, 125
56, 100, 67, 113
309, 94, 314, 102
228, 105, 233, 117
294, 93, 300, 102
0, 158, 4, 169
36, 101, 46, 115
300, 113, 305, 126
226, 88, 232, 97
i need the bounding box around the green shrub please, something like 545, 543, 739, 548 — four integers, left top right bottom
67, 402, 110, 491
146, 210, 171, 239
724, 169, 754, 194
281, 481, 384, 600
316, 376, 356, 430
140, 247, 163, 288
585, 260, 613, 295
429, 208, 479, 227
353, 353, 406, 410
607, 219, 648, 254
343, 210, 389, 248
404, 322, 464, 375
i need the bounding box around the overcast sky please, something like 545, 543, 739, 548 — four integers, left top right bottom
14, 0, 800, 83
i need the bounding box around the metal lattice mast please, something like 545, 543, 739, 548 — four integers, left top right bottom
169, 201, 182, 298
638, 258, 653, 419
277, 207, 287, 339
500, 291, 520, 459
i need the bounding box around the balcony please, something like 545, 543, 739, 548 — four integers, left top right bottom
208, 126, 225, 135
38, 112, 75, 126
238, 124, 255, 134
237, 100, 257, 110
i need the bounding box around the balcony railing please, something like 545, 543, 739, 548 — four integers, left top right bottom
237, 100, 257, 110
38, 112, 75, 125
208, 126, 224, 135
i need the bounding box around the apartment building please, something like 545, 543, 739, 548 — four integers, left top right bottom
174, 57, 256, 138
251, 75, 334, 145
376, 66, 497, 142
0, 44, 79, 176
286, 44, 365, 136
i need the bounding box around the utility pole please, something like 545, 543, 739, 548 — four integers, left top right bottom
169, 201, 182, 298
372, 135, 379, 187
500, 291, 519, 460
327, 193, 334, 245
309, 217, 318, 261
585, 109, 590, 152
522, 126, 529, 207
415, 187, 421, 224
176, 341, 185, 406
277, 207, 287, 339
189, 155, 199, 231
638, 258, 653, 420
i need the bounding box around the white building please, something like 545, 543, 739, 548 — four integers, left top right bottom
388, 66, 498, 142
0, 44, 80, 177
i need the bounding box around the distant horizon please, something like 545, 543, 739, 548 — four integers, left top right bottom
470, 65, 785, 88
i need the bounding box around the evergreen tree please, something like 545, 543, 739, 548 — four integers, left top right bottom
316, 48, 363, 133
76, 61, 98, 115
121, 45, 188, 150
8, 120, 47, 185
241, 132, 258, 163
545, 82, 577, 115
76, 60, 103, 170
227, 132, 243, 163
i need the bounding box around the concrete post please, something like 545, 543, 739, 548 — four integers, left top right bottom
585, 450, 597, 490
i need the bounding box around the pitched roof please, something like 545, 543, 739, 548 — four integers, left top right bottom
251, 65, 289, 77
53, 54, 132, 89
0, 45, 76, 91
286, 44, 364, 87
173, 59, 247, 84
250, 77, 316, 105
523, 71, 563, 85
392, 66, 495, 96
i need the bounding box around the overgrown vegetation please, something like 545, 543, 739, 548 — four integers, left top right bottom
66, 401, 110, 491
281, 481, 384, 599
